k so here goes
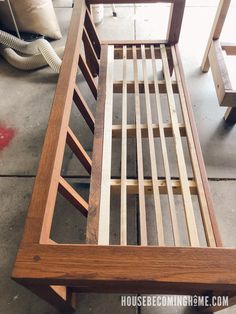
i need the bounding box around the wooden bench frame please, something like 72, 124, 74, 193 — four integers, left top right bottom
201, 0, 236, 123
12, 0, 236, 312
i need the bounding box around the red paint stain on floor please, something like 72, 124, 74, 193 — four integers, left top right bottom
0, 125, 15, 151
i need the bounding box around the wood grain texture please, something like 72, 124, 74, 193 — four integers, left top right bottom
18, 0, 86, 245
161, 44, 199, 247
98, 45, 114, 245
120, 46, 128, 245
13, 245, 236, 292
86, 45, 108, 244
13, 0, 233, 311
111, 179, 197, 195
133, 45, 148, 246
151, 45, 180, 246
141, 44, 164, 245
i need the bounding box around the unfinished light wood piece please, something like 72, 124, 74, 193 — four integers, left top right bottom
201, 0, 236, 123
12, 0, 236, 313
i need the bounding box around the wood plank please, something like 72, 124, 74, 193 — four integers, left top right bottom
141, 44, 164, 246
201, 0, 231, 72
85, 10, 101, 57
161, 44, 199, 247
79, 54, 97, 99
98, 45, 114, 245
151, 45, 180, 246
133, 45, 148, 246
86, 45, 108, 244
18, 0, 87, 245
208, 40, 231, 105
174, 44, 222, 246
111, 179, 197, 195
13, 244, 236, 292
120, 46, 127, 245
22, 284, 76, 312
113, 80, 178, 94
213, 45, 236, 108
114, 46, 162, 59
112, 122, 186, 138
73, 85, 95, 133
66, 127, 92, 174
222, 42, 236, 55
82, 27, 100, 76
58, 176, 88, 217
167, 0, 185, 44
171, 46, 216, 247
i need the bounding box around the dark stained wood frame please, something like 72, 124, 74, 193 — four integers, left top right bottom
201, 0, 236, 123
12, 0, 236, 313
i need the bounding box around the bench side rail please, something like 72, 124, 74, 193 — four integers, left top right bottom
20, 0, 100, 245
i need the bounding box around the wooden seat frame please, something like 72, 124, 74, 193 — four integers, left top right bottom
201, 0, 236, 123
12, 0, 236, 312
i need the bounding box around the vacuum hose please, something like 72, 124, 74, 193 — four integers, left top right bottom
0, 30, 63, 72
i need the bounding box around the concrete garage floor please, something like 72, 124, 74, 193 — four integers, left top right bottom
1, 0, 236, 313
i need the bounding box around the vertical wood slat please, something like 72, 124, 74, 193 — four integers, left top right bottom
66, 127, 92, 174
133, 45, 148, 246
141, 45, 164, 246
120, 45, 127, 245
85, 10, 101, 58
160, 44, 199, 247
86, 46, 109, 244
58, 176, 89, 217
171, 46, 216, 247
150, 45, 180, 246
79, 54, 97, 99
83, 28, 100, 76
174, 45, 222, 247
98, 45, 114, 245
73, 85, 95, 133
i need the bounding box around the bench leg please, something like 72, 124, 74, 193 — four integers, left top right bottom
224, 107, 236, 124
201, 55, 210, 73
23, 284, 77, 313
